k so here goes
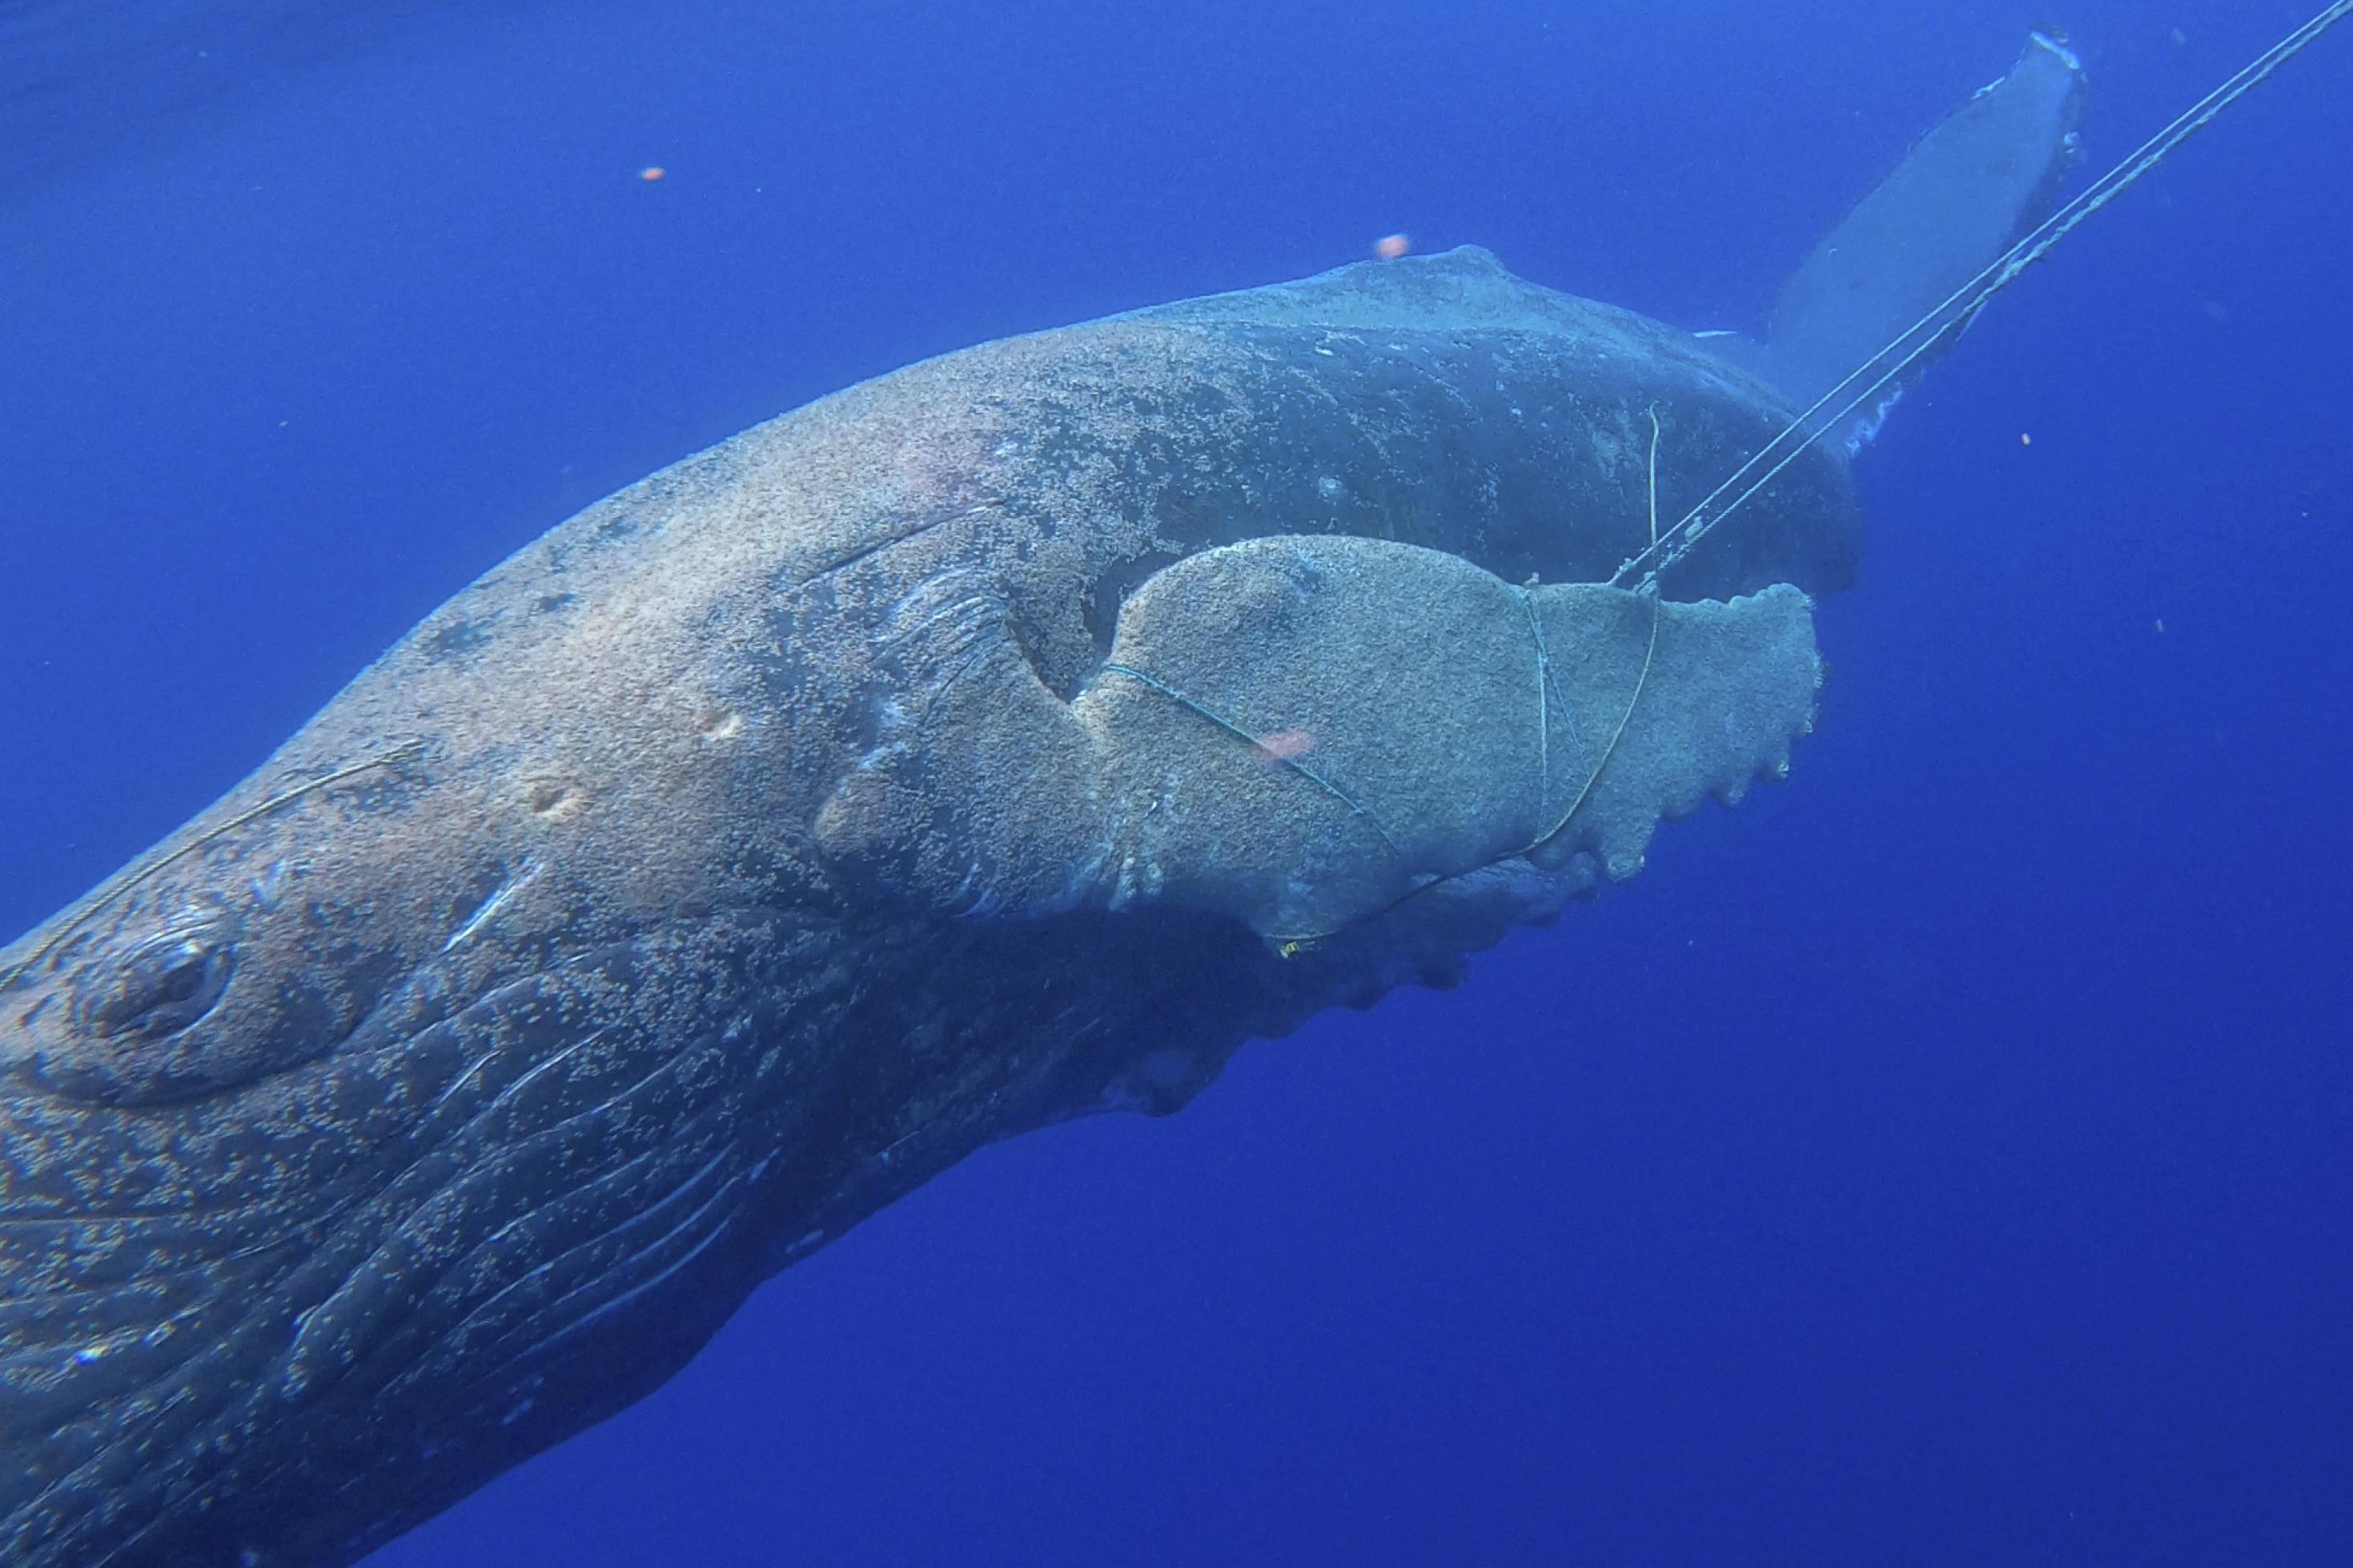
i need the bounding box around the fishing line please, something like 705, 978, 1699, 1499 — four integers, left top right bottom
1612, 0, 2353, 592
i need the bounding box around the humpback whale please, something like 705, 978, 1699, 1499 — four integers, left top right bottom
2, 16, 2343, 1566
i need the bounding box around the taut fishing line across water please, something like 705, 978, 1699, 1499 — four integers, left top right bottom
1612, 0, 2353, 593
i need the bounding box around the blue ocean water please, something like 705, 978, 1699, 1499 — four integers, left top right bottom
3, 2, 2348, 1562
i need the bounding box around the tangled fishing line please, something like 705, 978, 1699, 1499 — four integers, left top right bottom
1108, 1, 2352, 950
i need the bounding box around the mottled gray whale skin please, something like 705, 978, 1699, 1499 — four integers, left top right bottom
0, 247, 1841, 1567
0, 33, 2098, 1550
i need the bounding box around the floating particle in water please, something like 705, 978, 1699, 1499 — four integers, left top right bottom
639, 166, 667, 182
1374, 233, 1410, 259
2020, 432, 2034, 447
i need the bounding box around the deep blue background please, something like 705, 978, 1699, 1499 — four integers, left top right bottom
5, 2, 2350, 1562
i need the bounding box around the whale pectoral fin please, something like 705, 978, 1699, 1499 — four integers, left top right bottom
1074, 535, 1544, 937
1070, 535, 1821, 941
1521, 579, 1821, 880
1761, 31, 2089, 442
821, 537, 1819, 940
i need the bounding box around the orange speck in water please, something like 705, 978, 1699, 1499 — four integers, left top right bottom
1255, 728, 1316, 763
639, 166, 668, 183
1374, 233, 1411, 260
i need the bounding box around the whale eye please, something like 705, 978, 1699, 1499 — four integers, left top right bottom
76, 917, 237, 1041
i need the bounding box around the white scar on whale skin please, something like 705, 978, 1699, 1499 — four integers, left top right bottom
442, 860, 544, 955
